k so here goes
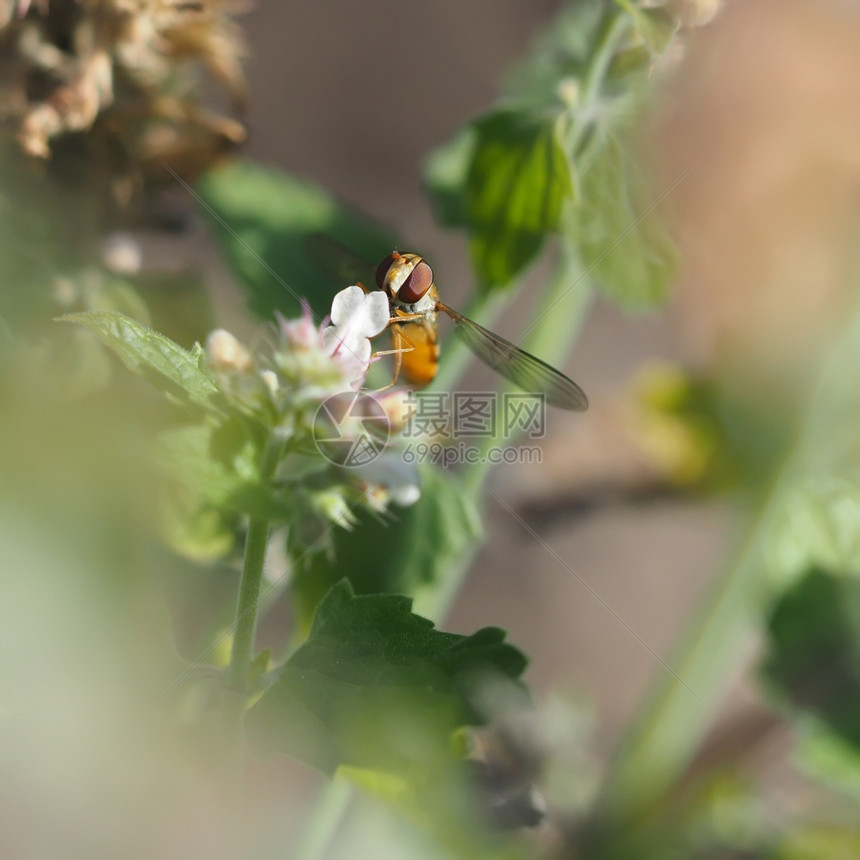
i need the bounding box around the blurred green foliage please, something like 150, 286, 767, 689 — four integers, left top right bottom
761, 568, 860, 749
456, 110, 573, 290
197, 161, 399, 321
291, 465, 482, 631
633, 362, 797, 492
424, 0, 676, 303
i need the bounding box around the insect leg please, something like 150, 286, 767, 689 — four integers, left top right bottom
373, 323, 419, 390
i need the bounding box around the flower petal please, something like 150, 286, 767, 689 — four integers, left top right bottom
321, 326, 372, 385
330, 286, 390, 339
363, 291, 391, 337
329, 286, 365, 327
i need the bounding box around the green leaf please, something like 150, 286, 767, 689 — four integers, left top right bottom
159, 421, 366, 549
158, 422, 255, 511
159, 491, 237, 563
423, 126, 477, 229
760, 568, 860, 750
764, 478, 860, 590
571, 133, 676, 308
61, 311, 220, 411
158, 421, 294, 524
247, 580, 528, 775
196, 160, 398, 321
466, 110, 574, 290
291, 464, 483, 629
794, 726, 860, 803
425, 2, 678, 301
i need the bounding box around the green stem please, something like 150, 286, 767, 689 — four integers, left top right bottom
226, 517, 270, 689
225, 433, 285, 692
294, 778, 353, 860
597, 295, 860, 826
567, 11, 632, 155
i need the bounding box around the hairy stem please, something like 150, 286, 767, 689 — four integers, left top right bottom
226, 433, 285, 692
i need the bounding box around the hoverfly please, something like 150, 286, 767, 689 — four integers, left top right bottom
310, 238, 588, 411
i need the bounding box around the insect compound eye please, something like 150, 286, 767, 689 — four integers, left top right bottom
375, 254, 397, 289
398, 260, 434, 303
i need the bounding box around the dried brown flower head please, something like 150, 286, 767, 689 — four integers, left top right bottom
1, 0, 247, 188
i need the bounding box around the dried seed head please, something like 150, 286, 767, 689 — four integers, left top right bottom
1, 0, 247, 192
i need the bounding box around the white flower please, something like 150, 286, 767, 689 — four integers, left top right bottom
274, 287, 389, 396
271, 287, 389, 399
321, 286, 390, 387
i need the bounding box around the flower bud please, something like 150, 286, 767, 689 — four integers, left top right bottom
373, 388, 417, 435
556, 78, 580, 108
671, 0, 722, 27
279, 307, 318, 352
102, 232, 142, 276
260, 369, 279, 395
310, 488, 355, 530
205, 329, 252, 374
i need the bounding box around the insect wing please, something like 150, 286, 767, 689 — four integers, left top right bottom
304, 233, 377, 287
439, 304, 588, 411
